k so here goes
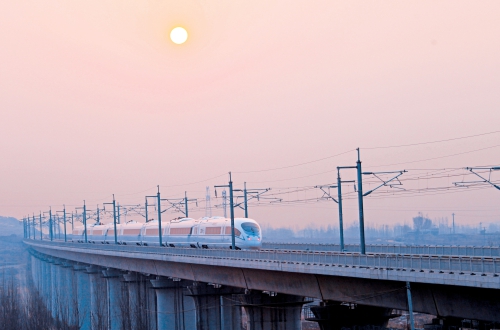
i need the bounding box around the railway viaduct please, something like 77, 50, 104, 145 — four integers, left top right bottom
25, 239, 500, 330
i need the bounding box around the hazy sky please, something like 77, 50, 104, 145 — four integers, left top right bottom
1, 1, 499, 234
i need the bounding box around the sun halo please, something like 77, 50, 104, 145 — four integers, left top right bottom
170, 27, 188, 45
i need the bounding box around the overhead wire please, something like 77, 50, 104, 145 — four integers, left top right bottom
363, 130, 500, 150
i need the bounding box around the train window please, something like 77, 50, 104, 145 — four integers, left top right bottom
145, 229, 159, 236
170, 227, 192, 235
241, 222, 260, 235
224, 227, 241, 236
123, 229, 141, 235
205, 227, 222, 235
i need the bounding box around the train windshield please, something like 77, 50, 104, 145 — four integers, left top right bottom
241, 222, 260, 235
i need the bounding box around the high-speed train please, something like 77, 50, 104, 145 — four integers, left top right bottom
72, 216, 262, 250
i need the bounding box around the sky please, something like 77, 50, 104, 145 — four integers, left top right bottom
1, 1, 499, 235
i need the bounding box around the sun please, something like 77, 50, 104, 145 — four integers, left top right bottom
170, 27, 188, 45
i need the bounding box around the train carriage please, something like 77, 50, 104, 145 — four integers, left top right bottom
72, 217, 262, 249
118, 221, 143, 245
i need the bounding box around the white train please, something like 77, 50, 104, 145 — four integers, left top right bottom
72, 216, 262, 250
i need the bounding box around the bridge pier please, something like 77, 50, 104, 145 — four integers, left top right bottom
87, 265, 108, 329
49, 259, 59, 319
308, 301, 394, 330
123, 272, 151, 330
61, 261, 78, 326
42, 257, 52, 312
239, 292, 305, 330
74, 264, 91, 330
103, 268, 127, 330
146, 275, 158, 330
187, 282, 244, 330
150, 277, 196, 330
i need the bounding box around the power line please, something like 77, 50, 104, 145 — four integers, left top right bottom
234, 149, 354, 174
367, 144, 500, 168
363, 130, 500, 150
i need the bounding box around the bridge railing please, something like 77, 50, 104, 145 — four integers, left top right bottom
26, 240, 500, 275
262, 242, 500, 257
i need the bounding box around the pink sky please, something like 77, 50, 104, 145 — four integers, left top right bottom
1, 1, 499, 231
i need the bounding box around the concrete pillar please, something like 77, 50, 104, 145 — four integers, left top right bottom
146, 278, 157, 330
30, 256, 37, 289
309, 302, 393, 330
183, 286, 196, 330
41, 259, 50, 311
187, 282, 244, 330
55, 259, 69, 321
74, 264, 91, 330
36, 257, 42, 291
44, 259, 52, 310
221, 294, 242, 330
240, 292, 305, 330
50, 260, 58, 319
123, 272, 151, 330
61, 262, 78, 327
54, 259, 65, 321
102, 268, 127, 330
150, 278, 193, 330
87, 265, 108, 329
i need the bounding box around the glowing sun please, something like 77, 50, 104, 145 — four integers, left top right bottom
170, 27, 188, 44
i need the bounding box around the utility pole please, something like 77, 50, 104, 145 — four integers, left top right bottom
63, 205, 67, 242
215, 172, 236, 250
184, 191, 198, 218
336, 149, 406, 254
76, 202, 89, 243
244, 182, 248, 218
49, 207, 53, 241
356, 148, 366, 254
32, 214, 36, 239
104, 196, 118, 244
146, 187, 165, 247
452, 213, 455, 235
222, 190, 227, 218
233, 183, 273, 219
229, 173, 235, 249
205, 186, 212, 218
316, 170, 356, 251
157, 187, 162, 247
96, 205, 100, 225
83, 201, 88, 243
163, 192, 197, 219
39, 212, 43, 240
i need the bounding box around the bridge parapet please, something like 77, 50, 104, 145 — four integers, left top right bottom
263, 242, 500, 257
